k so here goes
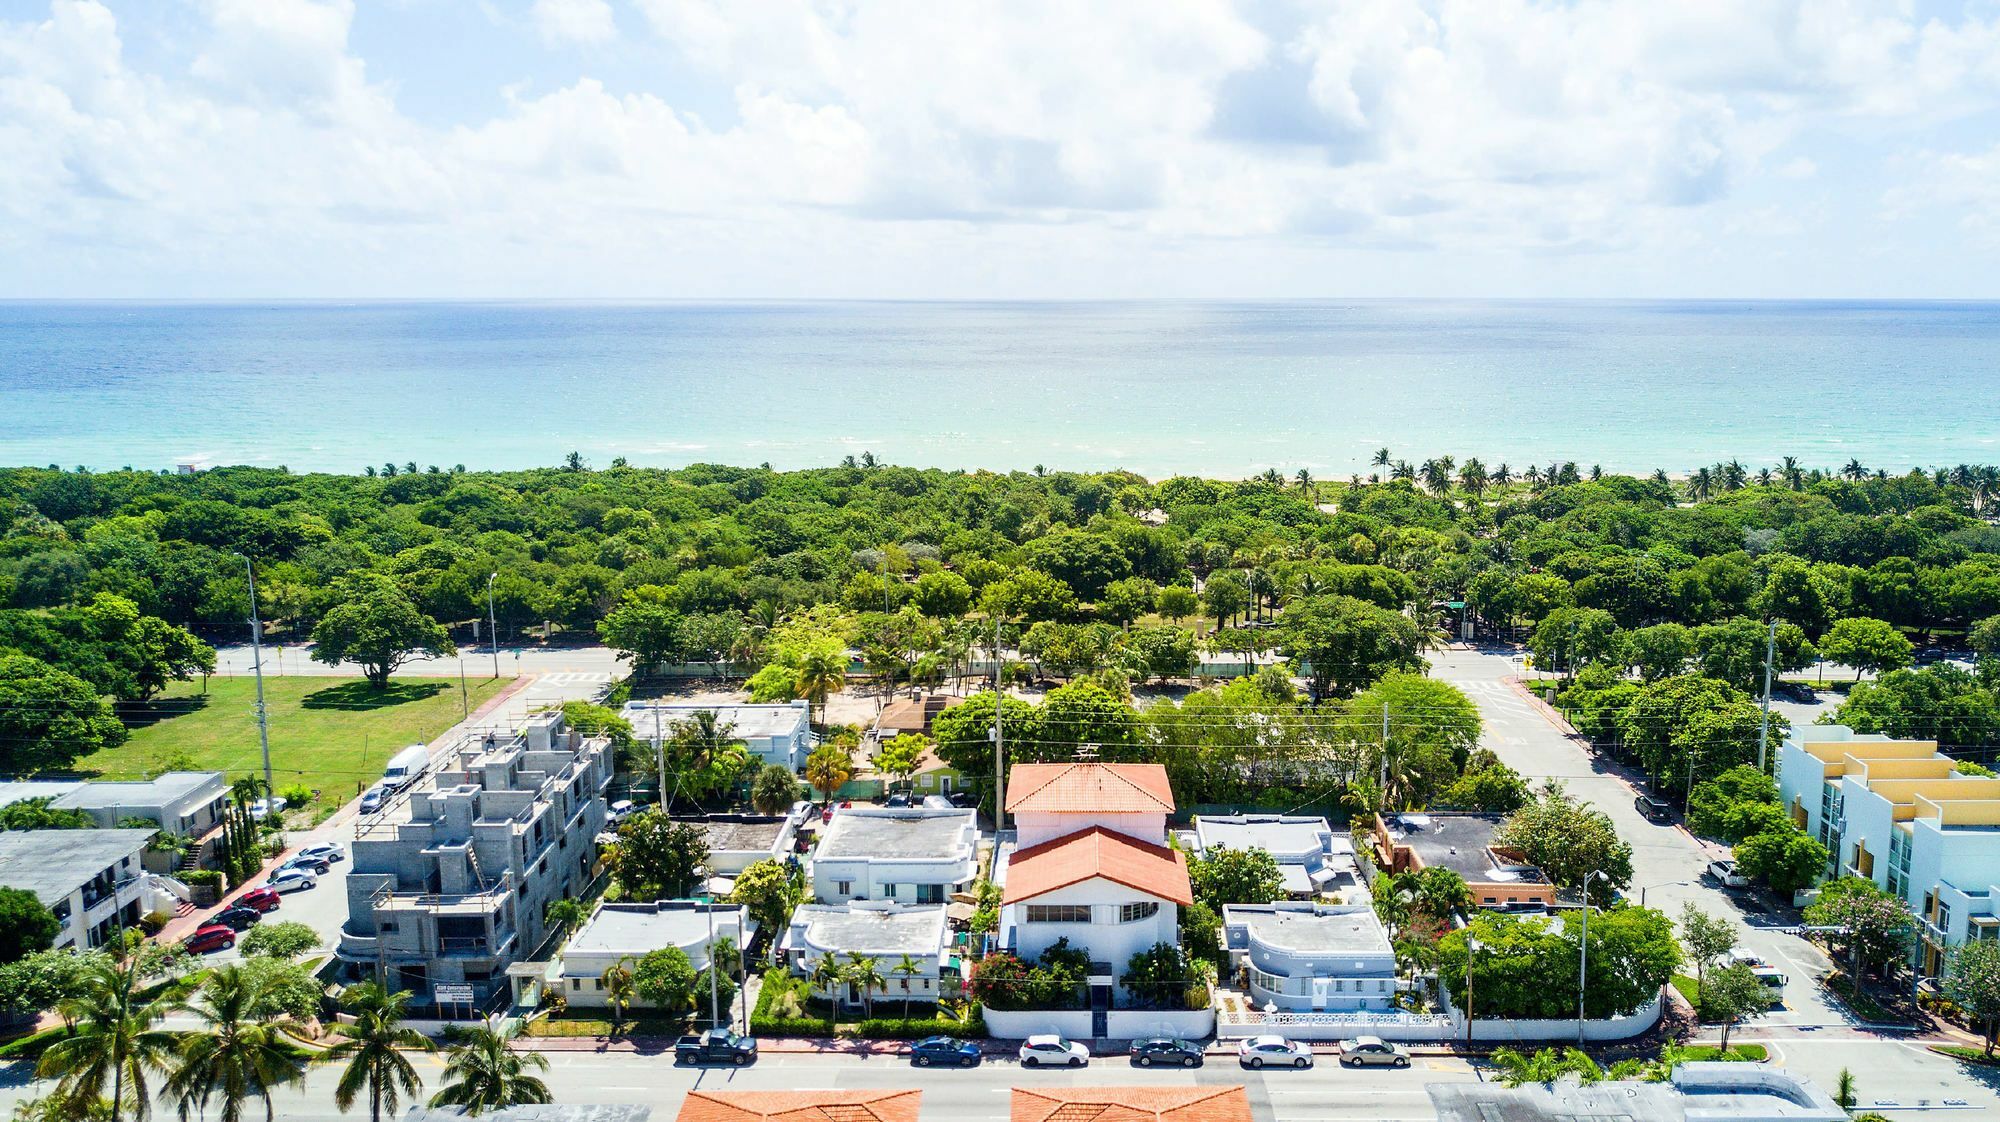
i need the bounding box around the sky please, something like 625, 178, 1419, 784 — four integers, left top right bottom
2, 0, 1999, 299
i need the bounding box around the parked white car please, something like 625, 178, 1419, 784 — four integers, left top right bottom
1018, 1035, 1089, 1068
266, 867, 318, 893
1238, 1035, 1312, 1069
1338, 1036, 1410, 1068
1708, 859, 1751, 889
296, 841, 346, 864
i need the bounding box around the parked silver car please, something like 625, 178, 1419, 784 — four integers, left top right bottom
1338, 1036, 1411, 1068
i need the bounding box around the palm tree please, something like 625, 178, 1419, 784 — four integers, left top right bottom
795, 644, 848, 729
1522, 464, 1541, 488
1755, 467, 1774, 487
544, 899, 587, 946
1487, 1046, 1604, 1087
892, 954, 923, 1018
36, 958, 182, 1122
1294, 468, 1314, 503
167, 965, 309, 1122
1458, 458, 1487, 499
601, 961, 636, 1035
846, 954, 886, 1018
1372, 447, 1392, 470
668, 709, 745, 773
427, 1026, 551, 1115
318, 984, 431, 1122
1781, 455, 1804, 490
1842, 458, 1868, 481
1492, 462, 1511, 487
1685, 466, 1714, 502
1391, 460, 1416, 482
809, 956, 848, 1007
228, 776, 266, 809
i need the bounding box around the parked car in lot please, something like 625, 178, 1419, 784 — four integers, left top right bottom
1708, 859, 1751, 889
266, 867, 317, 893
296, 841, 345, 864
674, 1029, 757, 1065
910, 1035, 980, 1067
281, 853, 331, 875
886, 793, 912, 808
247, 797, 284, 821
1129, 1038, 1203, 1068
1018, 1035, 1089, 1068
212, 905, 263, 931
1238, 1036, 1312, 1069
606, 799, 635, 826
237, 887, 282, 913
183, 924, 236, 954
1338, 1037, 1410, 1068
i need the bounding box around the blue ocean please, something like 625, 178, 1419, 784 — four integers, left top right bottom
2, 300, 1997, 478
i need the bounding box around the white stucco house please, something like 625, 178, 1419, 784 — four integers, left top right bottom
1222, 902, 1397, 1012
623, 702, 814, 770
1191, 813, 1363, 900
997, 764, 1191, 972
811, 807, 978, 904
782, 900, 951, 1010
554, 900, 751, 1009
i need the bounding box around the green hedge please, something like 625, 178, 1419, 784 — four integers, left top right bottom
0, 1026, 71, 1061
847, 1014, 985, 1040
180, 870, 223, 887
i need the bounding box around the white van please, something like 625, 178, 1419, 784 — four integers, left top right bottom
381, 744, 430, 791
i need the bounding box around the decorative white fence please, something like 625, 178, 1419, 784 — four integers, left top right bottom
981, 1006, 1216, 1040
1216, 994, 1662, 1044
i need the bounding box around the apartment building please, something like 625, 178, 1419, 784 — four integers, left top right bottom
337, 710, 612, 1010
0, 829, 159, 950
1777, 724, 2000, 976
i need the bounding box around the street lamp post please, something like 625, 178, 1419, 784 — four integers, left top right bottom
237, 554, 275, 808
1465, 936, 1484, 1057
1578, 870, 1607, 1045
696, 867, 723, 1031
486, 573, 501, 680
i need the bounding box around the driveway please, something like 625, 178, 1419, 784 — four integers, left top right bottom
1428, 646, 1848, 1029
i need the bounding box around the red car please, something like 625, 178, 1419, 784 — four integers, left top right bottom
183, 924, 236, 954
237, 887, 282, 913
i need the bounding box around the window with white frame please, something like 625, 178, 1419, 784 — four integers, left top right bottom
1118, 901, 1159, 923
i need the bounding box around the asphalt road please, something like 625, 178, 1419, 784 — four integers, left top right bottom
0, 1048, 1472, 1122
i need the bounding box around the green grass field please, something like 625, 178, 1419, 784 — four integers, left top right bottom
79, 675, 515, 818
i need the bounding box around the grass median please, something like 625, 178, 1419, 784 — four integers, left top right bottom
80, 675, 515, 819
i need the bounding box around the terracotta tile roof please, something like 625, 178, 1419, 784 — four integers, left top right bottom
1004, 763, 1175, 815
1012, 1087, 1251, 1122
1001, 826, 1193, 906
677, 1091, 922, 1122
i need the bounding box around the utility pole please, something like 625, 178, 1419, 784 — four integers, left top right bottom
486, 572, 501, 680
1756, 619, 1778, 773
653, 703, 667, 808
992, 615, 1006, 833
707, 896, 721, 1031
240, 554, 275, 807
1577, 870, 1603, 1046
1379, 702, 1391, 810
458, 651, 469, 719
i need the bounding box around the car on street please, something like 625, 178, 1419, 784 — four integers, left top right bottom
606, 799, 635, 825
1018, 1035, 1089, 1067
1634, 794, 1674, 823
1129, 1038, 1204, 1068
183, 924, 236, 954
237, 887, 282, 912
1338, 1037, 1411, 1068
296, 841, 345, 864
910, 1035, 981, 1067
212, 904, 263, 931
247, 797, 284, 821
674, 1029, 757, 1065
281, 853, 332, 875
1238, 1035, 1312, 1069
1708, 859, 1751, 889
358, 785, 388, 815
266, 867, 317, 893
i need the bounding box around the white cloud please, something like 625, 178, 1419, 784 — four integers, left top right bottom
1, 0, 1999, 295
531, 0, 616, 47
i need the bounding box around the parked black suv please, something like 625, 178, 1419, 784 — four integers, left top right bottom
1635, 794, 1674, 823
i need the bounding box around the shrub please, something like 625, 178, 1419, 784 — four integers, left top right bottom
138, 911, 173, 935
238, 921, 322, 959
180, 869, 223, 887
848, 1013, 986, 1040
751, 970, 834, 1036
278, 784, 314, 808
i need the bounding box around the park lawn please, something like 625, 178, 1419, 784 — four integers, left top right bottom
1671, 974, 1701, 1009
78, 675, 514, 819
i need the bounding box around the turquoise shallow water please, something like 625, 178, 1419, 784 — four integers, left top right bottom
2, 299, 1997, 477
